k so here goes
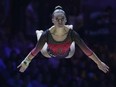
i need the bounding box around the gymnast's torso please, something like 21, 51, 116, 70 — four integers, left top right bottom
46, 29, 73, 58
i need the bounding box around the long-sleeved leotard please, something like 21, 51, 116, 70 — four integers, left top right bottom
31, 29, 93, 58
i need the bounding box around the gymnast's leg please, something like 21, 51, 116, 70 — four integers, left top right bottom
36, 30, 51, 58
65, 42, 75, 58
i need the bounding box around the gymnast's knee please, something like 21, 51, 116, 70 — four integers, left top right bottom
36, 30, 43, 41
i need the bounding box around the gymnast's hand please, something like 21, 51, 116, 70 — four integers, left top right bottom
17, 58, 31, 72
97, 62, 109, 73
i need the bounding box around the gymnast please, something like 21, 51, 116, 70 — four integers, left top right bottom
17, 6, 109, 73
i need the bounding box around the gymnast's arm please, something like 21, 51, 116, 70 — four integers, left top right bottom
72, 30, 109, 73
17, 31, 47, 72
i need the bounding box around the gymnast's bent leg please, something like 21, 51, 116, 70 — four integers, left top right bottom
36, 30, 51, 58
65, 42, 75, 58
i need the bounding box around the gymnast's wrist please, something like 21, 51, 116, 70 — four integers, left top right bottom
26, 56, 32, 61
27, 51, 35, 60
23, 57, 32, 66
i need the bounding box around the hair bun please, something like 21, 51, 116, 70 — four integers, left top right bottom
55, 6, 63, 10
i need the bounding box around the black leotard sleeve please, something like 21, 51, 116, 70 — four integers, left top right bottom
31, 30, 48, 56
71, 30, 93, 56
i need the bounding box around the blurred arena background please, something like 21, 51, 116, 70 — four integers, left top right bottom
0, 0, 116, 87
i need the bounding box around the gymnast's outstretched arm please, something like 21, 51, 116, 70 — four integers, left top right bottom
72, 30, 109, 73
17, 31, 47, 72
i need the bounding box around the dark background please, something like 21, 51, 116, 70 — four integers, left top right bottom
0, 0, 116, 87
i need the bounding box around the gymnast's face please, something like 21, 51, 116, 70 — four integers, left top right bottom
52, 12, 67, 28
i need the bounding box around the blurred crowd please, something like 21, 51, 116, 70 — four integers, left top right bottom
0, 0, 116, 87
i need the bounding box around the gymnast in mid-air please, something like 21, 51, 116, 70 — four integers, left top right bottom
17, 6, 109, 73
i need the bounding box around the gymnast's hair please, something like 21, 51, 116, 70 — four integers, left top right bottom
52, 5, 66, 16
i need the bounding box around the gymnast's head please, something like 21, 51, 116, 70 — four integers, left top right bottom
52, 6, 67, 27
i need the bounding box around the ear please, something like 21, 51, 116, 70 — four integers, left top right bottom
52, 18, 54, 23
64, 17, 67, 23
52, 18, 55, 24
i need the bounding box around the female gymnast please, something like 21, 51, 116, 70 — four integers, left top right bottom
17, 6, 109, 73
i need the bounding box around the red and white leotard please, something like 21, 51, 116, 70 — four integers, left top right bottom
31, 29, 93, 58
